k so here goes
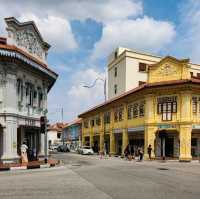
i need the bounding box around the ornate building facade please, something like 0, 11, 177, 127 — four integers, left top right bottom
0, 17, 57, 162
79, 56, 200, 161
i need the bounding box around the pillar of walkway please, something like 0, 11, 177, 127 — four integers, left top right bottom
1, 117, 19, 163
179, 91, 192, 161
100, 132, 104, 154
110, 131, 116, 155
179, 125, 192, 161
90, 134, 94, 149
144, 126, 157, 160
122, 129, 129, 156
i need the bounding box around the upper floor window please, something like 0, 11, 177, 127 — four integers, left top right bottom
128, 101, 145, 119
95, 116, 101, 126
139, 101, 145, 117
139, 63, 147, 72
38, 92, 43, 108
84, 120, 89, 128
57, 133, 61, 139
104, 112, 111, 124
192, 97, 198, 113
114, 107, 124, 122
157, 96, 177, 121
90, 119, 95, 127
17, 78, 23, 102
114, 84, 117, 94
128, 105, 133, 119
114, 51, 118, 59
114, 67, 117, 77
25, 82, 34, 106
133, 103, 138, 118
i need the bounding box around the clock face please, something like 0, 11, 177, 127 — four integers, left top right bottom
15, 29, 43, 59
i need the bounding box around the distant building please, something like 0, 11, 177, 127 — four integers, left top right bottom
47, 123, 66, 146
63, 119, 82, 150
0, 17, 57, 163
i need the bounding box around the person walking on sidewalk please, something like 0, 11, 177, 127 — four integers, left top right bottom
138, 147, 143, 161
147, 144, 152, 160
21, 142, 28, 163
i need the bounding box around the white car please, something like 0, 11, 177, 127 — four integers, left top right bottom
78, 146, 94, 155
49, 144, 59, 151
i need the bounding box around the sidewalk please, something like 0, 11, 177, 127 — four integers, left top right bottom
0, 159, 59, 171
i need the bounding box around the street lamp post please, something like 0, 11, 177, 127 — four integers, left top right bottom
83, 77, 107, 156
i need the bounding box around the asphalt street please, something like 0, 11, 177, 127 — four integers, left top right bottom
0, 152, 200, 199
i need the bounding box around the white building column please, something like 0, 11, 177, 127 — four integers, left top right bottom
1, 117, 19, 163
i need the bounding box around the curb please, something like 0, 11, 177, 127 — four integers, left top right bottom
0, 163, 56, 172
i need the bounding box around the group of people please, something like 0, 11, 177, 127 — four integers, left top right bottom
124, 144, 152, 161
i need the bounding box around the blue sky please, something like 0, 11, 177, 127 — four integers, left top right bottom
0, 0, 200, 123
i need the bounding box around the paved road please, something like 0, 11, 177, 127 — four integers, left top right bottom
0, 152, 200, 199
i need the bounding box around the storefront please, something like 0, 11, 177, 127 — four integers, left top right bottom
17, 125, 41, 160
80, 56, 200, 161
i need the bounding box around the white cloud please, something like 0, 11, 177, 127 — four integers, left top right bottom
50, 68, 105, 123
19, 14, 78, 52
0, 0, 143, 53
67, 68, 105, 112
91, 16, 176, 60
56, 0, 143, 23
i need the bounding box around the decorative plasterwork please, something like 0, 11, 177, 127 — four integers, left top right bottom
15, 29, 43, 59
155, 64, 178, 76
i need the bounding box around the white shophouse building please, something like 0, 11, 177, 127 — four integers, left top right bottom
0, 17, 57, 163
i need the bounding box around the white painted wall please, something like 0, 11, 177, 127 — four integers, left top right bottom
107, 47, 161, 100
108, 58, 126, 99
48, 130, 61, 145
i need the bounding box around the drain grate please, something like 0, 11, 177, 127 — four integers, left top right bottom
157, 168, 169, 170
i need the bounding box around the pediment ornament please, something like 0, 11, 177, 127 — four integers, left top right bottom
15, 29, 43, 59
156, 64, 177, 76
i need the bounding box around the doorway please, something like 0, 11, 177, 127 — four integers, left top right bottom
165, 137, 174, 157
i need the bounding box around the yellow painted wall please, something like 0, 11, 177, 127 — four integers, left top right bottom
81, 56, 200, 161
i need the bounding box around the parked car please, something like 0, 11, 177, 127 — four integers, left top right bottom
57, 144, 70, 152
49, 144, 59, 151
77, 146, 94, 155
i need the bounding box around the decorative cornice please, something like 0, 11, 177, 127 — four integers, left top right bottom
0, 46, 57, 80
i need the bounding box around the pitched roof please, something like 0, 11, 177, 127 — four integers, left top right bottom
78, 78, 200, 118
47, 122, 67, 132
63, 118, 82, 128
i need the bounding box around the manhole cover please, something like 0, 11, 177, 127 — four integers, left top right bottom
71, 164, 81, 167
158, 168, 169, 170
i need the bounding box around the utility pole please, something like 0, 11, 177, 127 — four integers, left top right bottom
61, 107, 65, 145
41, 109, 48, 164
82, 77, 107, 156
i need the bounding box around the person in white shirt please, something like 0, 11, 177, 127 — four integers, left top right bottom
21, 142, 28, 163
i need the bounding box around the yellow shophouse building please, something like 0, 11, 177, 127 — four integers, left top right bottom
79, 56, 200, 161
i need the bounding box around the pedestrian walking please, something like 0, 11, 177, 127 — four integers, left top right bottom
124, 144, 130, 160
147, 144, 152, 160
138, 147, 143, 161
21, 142, 28, 163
